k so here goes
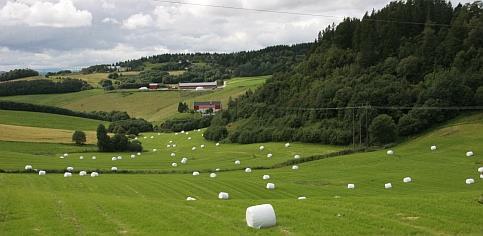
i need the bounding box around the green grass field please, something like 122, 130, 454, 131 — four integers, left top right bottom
0, 114, 482, 235
0, 110, 107, 131
0, 76, 268, 122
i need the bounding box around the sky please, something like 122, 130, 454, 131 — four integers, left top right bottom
0, 0, 473, 71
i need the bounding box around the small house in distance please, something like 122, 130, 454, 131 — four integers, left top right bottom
179, 81, 217, 90
149, 83, 160, 90
193, 101, 222, 113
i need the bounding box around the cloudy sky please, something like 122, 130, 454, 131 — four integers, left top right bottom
0, 0, 473, 71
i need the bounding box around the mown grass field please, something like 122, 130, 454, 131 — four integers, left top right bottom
0, 76, 268, 122
0, 114, 482, 235
0, 124, 97, 144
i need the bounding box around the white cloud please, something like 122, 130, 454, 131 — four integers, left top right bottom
0, 0, 92, 28
102, 17, 120, 24
122, 13, 153, 30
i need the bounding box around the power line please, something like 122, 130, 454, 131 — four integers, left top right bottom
153, 0, 481, 29
277, 106, 483, 111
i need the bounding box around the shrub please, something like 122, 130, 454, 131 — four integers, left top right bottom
204, 126, 228, 141
72, 131, 86, 145
369, 114, 397, 144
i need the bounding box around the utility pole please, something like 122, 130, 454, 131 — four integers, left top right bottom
352, 107, 355, 150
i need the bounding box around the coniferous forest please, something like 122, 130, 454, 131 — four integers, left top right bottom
206, 0, 483, 145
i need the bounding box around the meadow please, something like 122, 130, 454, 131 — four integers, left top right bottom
0, 113, 482, 235
0, 76, 268, 122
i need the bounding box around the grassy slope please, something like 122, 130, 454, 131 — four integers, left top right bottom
0, 114, 482, 235
0, 124, 97, 144
0, 110, 107, 131
0, 76, 268, 122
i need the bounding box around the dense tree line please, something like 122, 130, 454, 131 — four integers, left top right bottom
81, 65, 115, 74
108, 118, 154, 135
0, 69, 39, 82
206, 0, 483, 145
0, 101, 131, 122
97, 124, 143, 152
45, 70, 72, 77
0, 78, 92, 96
159, 116, 213, 132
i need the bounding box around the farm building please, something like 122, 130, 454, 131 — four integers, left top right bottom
149, 83, 160, 90
179, 81, 217, 90
193, 101, 222, 113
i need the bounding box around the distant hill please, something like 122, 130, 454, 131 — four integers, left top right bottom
206, 0, 483, 145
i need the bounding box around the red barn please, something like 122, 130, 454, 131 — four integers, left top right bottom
193, 101, 222, 113
149, 83, 160, 90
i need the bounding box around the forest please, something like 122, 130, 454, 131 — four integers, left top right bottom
0, 68, 38, 82
206, 0, 483, 145
0, 78, 92, 96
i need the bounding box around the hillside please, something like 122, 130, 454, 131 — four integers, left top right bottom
0, 76, 267, 122
0, 113, 481, 235
208, 0, 483, 145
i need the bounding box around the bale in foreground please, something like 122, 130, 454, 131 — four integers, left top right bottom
246, 204, 276, 229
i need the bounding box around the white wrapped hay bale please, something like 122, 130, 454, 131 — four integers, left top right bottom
172, 144, 177, 147
262, 175, 270, 180
38, 170, 46, 175
216, 143, 220, 146
235, 160, 241, 165
210, 173, 217, 178
297, 196, 306, 200
478, 167, 483, 173
79, 156, 84, 160
167, 144, 171, 148
386, 150, 394, 155
192, 171, 200, 176
246, 204, 276, 229
294, 154, 301, 159
111, 167, 118, 171
63, 153, 68, 157
90, 172, 99, 177
152, 149, 157, 152
186, 196, 197, 201
285, 143, 290, 148
66, 167, 74, 172
150, 136, 154, 139
480, 174, 483, 179
245, 168, 252, 173
181, 130, 185, 133
117, 156, 122, 160
169, 140, 173, 143
181, 158, 188, 164
200, 144, 205, 148
218, 192, 229, 200
197, 129, 201, 132
111, 157, 117, 161
64, 172, 72, 177
171, 153, 176, 157
266, 183, 275, 190
158, 133, 161, 135
384, 183, 392, 189
92, 156, 96, 160
403, 177, 412, 183
25, 165, 33, 170
131, 154, 136, 159
465, 178, 474, 184
59, 156, 64, 159
188, 137, 192, 140
192, 147, 196, 151
215, 168, 220, 171
466, 151, 474, 157
267, 153, 272, 158
137, 152, 141, 156
259, 146, 265, 151
347, 184, 355, 189
171, 162, 178, 167
186, 132, 189, 135
292, 165, 299, 170
79, 171, 87, 176
430, 145, 437, 151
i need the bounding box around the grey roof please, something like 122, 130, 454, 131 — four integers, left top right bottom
179, 81, 217, 87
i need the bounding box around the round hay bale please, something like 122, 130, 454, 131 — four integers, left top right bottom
111, 167, 118, 171
192, 171, 200, 176
285, 143, 290, 148
480, 174, 483, 179
218, 192, 229, 200
200, 144, 205, 148
267, 153, 272, 158
245, 168, 252, 173
169, 140, 173, 143
181, 158, 188, 164
266, 183, 275, 190
171, 162, 177, 167
386, 150, 394, 155
59, 156, 64, 159
79, 171, 87, 176
192, 147, 196, 151
188, 137, 192, 140
292, 165, 299, 170
297, 196, 306, 200
63, 172, 72, 177
215, 168, 220, 172
430, 145, 437, 151
216, 143, 220, 146
384, 183, 392, 189
465, 178, 475, 184
403, 177, 412, 183
79, 156, 84, 160
38, 170, 46, 175
152, 149, 157, 152
63, 153, 68, 157
117, 156, 122, 160
171, 153, 176, 157
24, 165, 32, 170
181, 130, 185, 133
478, 167, 483, 173
235, 160, 240, 165
66, 167, 74, 172
92, 156, 96, 160
172, 144, 177, 147
259, 146, 265, 151
111, 157, 117, 161
137, 152, 141, 156
175, 133, 179, 135
347, 184, 355, 189
186, 196, 196, 201
210, 173, 217, 178
262, 175, 270, 180
466, 151, 474, 157
131, 154, 136, 159
167, 144, 171, 148
246, 204, 276, 229
90, 172, 99, 177
294, 154, 301, 159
